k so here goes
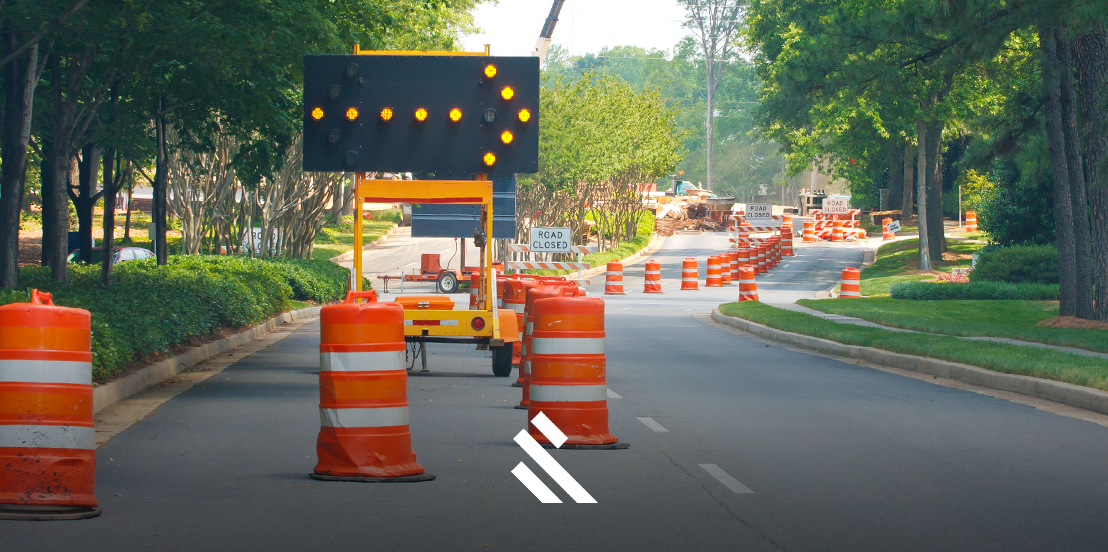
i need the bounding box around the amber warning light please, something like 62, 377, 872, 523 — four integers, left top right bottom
501, 86, 514, 100
518, 109, 531, 122
483, 152, 496, 166
484, 64, 497, 78
449, 108, 463, 122
311, 107, 324, 120
415, 108, 428, 122
345, 107, 358, 120
380, 107, 393, 121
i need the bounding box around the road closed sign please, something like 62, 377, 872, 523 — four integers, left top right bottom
746, 203, 772, 222
822, 197, 851, 215
529, 227, 572, 253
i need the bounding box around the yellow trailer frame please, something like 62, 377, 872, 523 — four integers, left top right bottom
351, 174, 515, 347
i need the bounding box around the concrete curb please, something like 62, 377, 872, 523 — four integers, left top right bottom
92, 306, 321, 414
329, 223, 402, 263
575, 233, 667, 280
710, 309, 1108, 416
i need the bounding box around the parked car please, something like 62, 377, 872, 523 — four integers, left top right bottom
67, 246, 155, 264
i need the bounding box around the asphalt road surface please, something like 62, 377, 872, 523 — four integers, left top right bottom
7, 233, 1108, 551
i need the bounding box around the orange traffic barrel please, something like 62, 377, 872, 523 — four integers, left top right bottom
705, 255, 723, 287
755, 244, 767, 274
765, 239, 776, 270
840, 268, 861, 298
738, 267, 759, 301
469, 272, 480, 309
966, 211, 978, 232
496, 275, 508, 309
882, 217, 895, 240
604, 260, 626, 295
727, 250, 739, 280
518, 282, 580, 409
528, 296, 627, 450
771, 236, 781, 266
832, 220, 845, 242
313, 290, 434, 482
505, 279, 538, 369
803, 220, 816, 243
643, 260, 662, 293
782, 224, 794, 255
681, 258, 698, 290
719, 254, 732, 284
738, 221, 751, 247
737, 248, 750, 269
0, 290, 100, 521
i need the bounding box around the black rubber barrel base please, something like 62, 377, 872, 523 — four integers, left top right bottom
514, 404, 528, 410
541, 442, 630, 450
0, 504, 102, 521
310, 473, 436, 483
511, 382, 523, 388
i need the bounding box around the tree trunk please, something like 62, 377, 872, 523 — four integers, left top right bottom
916, 120, 931, 270
330, 175, 344, 222
926, 118, 945, 260
705, 61, 714, 192
1058, 30, 1093, 319
42, 54, 72, 282
903, 141, 916, 216
123, 176, 133, 240
0, 35, 39, 288
1075, 27, 1108, 320
887, 137, 904, 212
1041, 24, 1078, 316
101, 148, 116, 286
153, 97, 169, 265
72, 143, 102, 263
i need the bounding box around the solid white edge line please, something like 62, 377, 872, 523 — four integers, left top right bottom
699, 464, 755, 494
606, 388, 622, 399
512, 462, 562, 503
514, 430, 597, 504
636, 417, 668, 432
530, 411, 568, 448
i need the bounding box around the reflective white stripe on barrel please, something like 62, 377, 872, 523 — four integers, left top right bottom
526, 322, 533, 334
645, 270, 661, 276
0, 359, 92, 385
682, 277, 697, 282
508, 303, 526, 313
319, 406, 409, 428
320, 351, 404, 372
0, 424, 95, 450
529, 384, 608, 402
532, 337, 605, 355
606, 271, 623, 277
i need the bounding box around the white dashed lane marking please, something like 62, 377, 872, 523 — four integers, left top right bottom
699, 464, 754, 494
606, 388, 622, 399
636, 417, 668, 432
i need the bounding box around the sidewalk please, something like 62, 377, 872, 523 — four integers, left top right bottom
768, 302, 1108, 361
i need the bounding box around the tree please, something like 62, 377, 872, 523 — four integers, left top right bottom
679, 0, 744, 191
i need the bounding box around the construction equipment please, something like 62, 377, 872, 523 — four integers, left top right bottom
531, 1, 568, 62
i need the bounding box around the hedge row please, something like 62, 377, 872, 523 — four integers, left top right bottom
890, 281, 1060, 301
0, 256, 360, 381
970, 244, 1058, 284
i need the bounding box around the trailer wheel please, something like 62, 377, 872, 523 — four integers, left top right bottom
437, 272, 459, 294
491, 344, 513, 377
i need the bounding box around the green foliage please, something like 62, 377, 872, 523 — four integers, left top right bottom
890, 281, 1059, 300
955, 169, 995, 215
2, 256, 352, 381
971, 244, 1059, 284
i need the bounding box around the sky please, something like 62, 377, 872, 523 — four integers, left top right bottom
460, 0, 692, 58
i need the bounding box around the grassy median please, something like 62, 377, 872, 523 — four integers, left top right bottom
796, 298, 1107, 354
858, 238, 985, 296
311, 217, 396, 261
718, 301, 1108, 392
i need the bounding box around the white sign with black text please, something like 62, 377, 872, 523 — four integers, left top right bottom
745, 203, 772, 222
822, 197, 851, 215
529, 227, 572, 253
886, 219, 901, 233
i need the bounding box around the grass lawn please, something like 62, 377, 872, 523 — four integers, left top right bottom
289, 300, 313, 310
796, 298, 1107, 353
311, 220, 396, 261
718, 302, 1108, 392
857, 238, 986, 296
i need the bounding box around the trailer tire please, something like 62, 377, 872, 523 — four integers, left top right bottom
437, 272, 459, 294
491, 344, 513, 377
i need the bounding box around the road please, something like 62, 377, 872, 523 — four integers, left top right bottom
7, 233, 1108, 551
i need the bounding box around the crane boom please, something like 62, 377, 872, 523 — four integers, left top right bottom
531, 0, 567, 61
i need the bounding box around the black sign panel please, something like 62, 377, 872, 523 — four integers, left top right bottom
302, 55, 539, 176
411, 175, 517, 239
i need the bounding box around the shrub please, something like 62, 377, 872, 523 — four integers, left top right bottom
970, 244, 1058, 284
890, 281, 1059, 301
2, 255, 354, 381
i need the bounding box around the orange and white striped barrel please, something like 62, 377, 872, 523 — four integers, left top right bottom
737, 248, 750, 269
737, 266, 759, 301
604, 260, 626, 295
0, 290, 100, 521
643, 260, 662, 293
727, 250, 739, 280
803, 220, 816, 243
469, 272, 480, 309
772, 236, 781, 265
313, 290, 433, 482
832, 220, 845, 242
705, 255, 723, 287
765, 239, 776, 269
755, 245, 767, 274
496, 275, 508, 309
681, 258, 698, 290
840, 268, 861, 298
528, 296, 625, 449
719, 254, 732, 284
504, 279, 535, 367
738, 221, 750, 247
519, 283, 581, 409
782, 224, 794, 255
882, 217, 895, 240
966, 211, 978, 232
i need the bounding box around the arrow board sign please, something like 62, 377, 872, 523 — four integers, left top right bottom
529, 227, 572, 253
